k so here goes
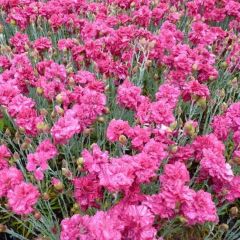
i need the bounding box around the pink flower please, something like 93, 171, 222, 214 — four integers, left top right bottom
60, 214, 91, 240
160, 161, 190, 188
74, 174, 103, 210
120, 205, 157, 240
7, 94, 35, 117
225, 176, 240, 202
27, 139, 57, 180
106, 119, 131, 142
98, 156, 135, 192
181, 190, 218, 225
33, 37, 52, 52
87, 211, 123, 240
150, 100, 175, 125
226, 102, 240, 131
182, 80, 210, 102
36, 139, 57, 159
0, 83, 20, 106
0, 167, 23, 197
117, 80, 142, 110
212, 115, 230, 141
142, 139, 167, 162
192, 134, 225, 160
51, 109, 80, 144
200, 149, 233, 183
128, 126, 151, 151
15, 108, 43, 136
0, 145, 11, 170
143, 193, 176, 219
82, 144, 109, 174
155, 84, 180, 109
7, 182, 40, 215
10, 32, 29, 53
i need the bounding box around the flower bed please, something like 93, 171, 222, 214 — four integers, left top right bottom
0, 0, 240, 239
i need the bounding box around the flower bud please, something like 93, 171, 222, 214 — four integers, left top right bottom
83, 128, 91, 136
34, 210, 41, 220
192, 63, 198, 71
77, 157, 84, 166
36, 87, 43, 95
97, 117, 105, 123
219, 223, 229, 232
56, 94, 63, 104
55, 106, 64, 115
0, 24, 3, 33
13, 152, 20, 160
40, 108, 48, 116
170, 121, 177, 130
220, 61, 228, 69
119, 134, 127, 145
196, 97, 207, 109
4, 128, 11, 137
0, 224, 6, 232
37, 122, 49, 132
10, 19, 16, 25
169, 145, 178, 153
184, 121, 198, 138
54, 182, 64, 191
153, 73, 159, 81
230, 206, 239, 217
21, 142, 30, 150
209, 75, 217, 81
62, 168, 73, 179
42, 192, 50, 201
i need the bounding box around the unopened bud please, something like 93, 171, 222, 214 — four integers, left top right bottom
4, 128, 11, 137
170, 145, 178, 153
220, 61, 228, 69
219, 223, 229, 232
221, 102, 228, 112
104, 107, 110, 114
62, 168, 73, 179
192, 63, 198, 71
21, 142, 30, 150
37, 122, 49, 132
119, 134, 127, 145
56, 94, 63, 104
54, 182, 64, 191
36, 87, 43, 95
178, 216, 187, 224
34, 210, 41, 220
77, 157, 84, 166
97, 117, 105, 123
196, 97, 207, 109
55, 106, 64, 115
42, 192, 50, 201
184, 121, 198, 137
40, 108, 48, 116
10, 19, 16, 25
0, 224, 6, 233
230, 206, 239, 217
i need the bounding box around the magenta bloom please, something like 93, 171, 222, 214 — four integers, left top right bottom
7, 182, 40, 215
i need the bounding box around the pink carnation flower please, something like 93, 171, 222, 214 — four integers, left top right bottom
182, 80, 210, 102
181, 190, 218, 225
51, 109, 81, 144
106, 119, 131, 142
7, 182, 40, 215
117, 80, 142, 111
0, 145, 11, 170
0, 167, 23, 197
33, 37, 52, 52
74, 174, 103, 210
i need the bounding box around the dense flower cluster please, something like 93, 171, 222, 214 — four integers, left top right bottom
0, 0, 240, 239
